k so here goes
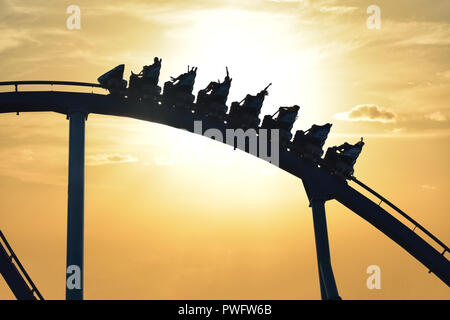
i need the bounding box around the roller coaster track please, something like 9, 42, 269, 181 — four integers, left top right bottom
0, 81, 448, 299
0, 230, 44, 300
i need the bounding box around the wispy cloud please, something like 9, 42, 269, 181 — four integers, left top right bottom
425, 111, 447, 122
329, 128, 450, 139
436, 70, 450, 79
268, 0, 304, 2
421, 184, 438, 190
0, 146, 66, 185
392, 21, 450, 46
319, 6, 358, 14
86, 153, 139, 166
391, 128, 406, 134
0, 29, 34, 53
334, 104, 397, 123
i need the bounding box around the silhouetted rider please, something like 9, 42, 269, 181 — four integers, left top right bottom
277, 105, 300, 129
198, 68, 232, 105
212, 68, 232, 102
242, 83, 271, 113
142, 57, 162, 86
336, 138, 364, 165
307, 124, 332, 144
171, 66, 197, 93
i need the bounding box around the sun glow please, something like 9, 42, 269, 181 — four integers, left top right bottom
152, 8, 329, 128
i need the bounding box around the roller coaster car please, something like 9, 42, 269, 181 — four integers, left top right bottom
291, 123, 332, 161
129, 73, 161, 101
97, 64, 127, 96
227, 83, 271, 130
162, 66, 197, 110
196, 67, 232, 120
128, 58, 162, 101
260, 105, 300, 146
323, 138, 364, 180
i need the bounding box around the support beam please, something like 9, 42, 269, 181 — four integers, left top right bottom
310, 199, 340, 300
65, 112, 85, 300
0, 240, 36, 300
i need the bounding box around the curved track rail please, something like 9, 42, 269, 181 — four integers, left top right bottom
0, 81, 102, 91
0, 83, 448, 293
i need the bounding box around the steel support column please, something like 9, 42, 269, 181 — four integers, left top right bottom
65, 112, 85, 300
310, 199, 340, 300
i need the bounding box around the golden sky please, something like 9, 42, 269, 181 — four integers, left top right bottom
0, 0, 449, 299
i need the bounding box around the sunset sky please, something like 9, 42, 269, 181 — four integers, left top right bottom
0, 0, 449, 299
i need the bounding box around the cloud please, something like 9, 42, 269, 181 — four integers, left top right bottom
86, 153, 139, 166
319, 6, 358, 14
327, 128, 450, 139
0, 28, 35, 54
436, 70, 450, 79
269, 0, 303, 2
425, 111, 447, 122
334, 104, 397, 123
391, 128, 406, 134
0, 146, 67, 185
393, 21, 450, 46
421, 184, 438, 190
